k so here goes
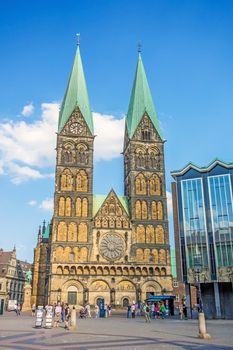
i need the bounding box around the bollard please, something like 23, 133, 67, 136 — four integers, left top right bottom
70, 307, 77, 330
198, 312, 211, 339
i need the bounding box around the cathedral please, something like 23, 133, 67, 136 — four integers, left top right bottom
31, 43, 173, 308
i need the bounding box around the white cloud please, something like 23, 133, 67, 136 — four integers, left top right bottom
166, 190, 173, 215
93, 112, 125, 161
0, 104, 126, 184
21, 102, 35, 117
0, 102, 59, 183
28, 200, 37, 206
39, 197, 54, 211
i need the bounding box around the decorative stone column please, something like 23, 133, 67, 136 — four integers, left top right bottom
22, 283, 32, 311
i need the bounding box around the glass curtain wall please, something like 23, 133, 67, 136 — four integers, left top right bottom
181, 178, 209, 270
208, 175, 233, 267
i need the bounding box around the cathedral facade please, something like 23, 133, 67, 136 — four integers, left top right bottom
32, 44, 173, 307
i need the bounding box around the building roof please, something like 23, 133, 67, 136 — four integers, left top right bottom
171, 158, 233, 178
43, 223, 50, 240
93, 193, 129, 216
0, 250, 13, 276
58, 46, 94, 134
126, 53, 162, 139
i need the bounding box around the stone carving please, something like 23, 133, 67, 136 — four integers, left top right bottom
91, 280, 109, 291
136, 248, 144, 261
159, 249, 166, 264
117, 281, 135, 291
100, 234, 125, 261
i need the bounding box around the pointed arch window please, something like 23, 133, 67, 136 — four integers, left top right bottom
60, 169, 73, 191
135, 200, 142, 219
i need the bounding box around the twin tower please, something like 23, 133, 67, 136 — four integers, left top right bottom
32, 44, 172, 307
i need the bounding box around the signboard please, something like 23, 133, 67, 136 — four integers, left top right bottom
45, 306, 53, 328
7, 300, 17, 312
35, 306, 44, 328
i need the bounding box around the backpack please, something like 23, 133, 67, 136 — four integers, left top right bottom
146, 306, 149, 312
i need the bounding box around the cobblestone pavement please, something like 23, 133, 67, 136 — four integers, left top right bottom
0, 312, 233, 350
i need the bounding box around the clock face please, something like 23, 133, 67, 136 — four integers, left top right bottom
70, 122, 83, 134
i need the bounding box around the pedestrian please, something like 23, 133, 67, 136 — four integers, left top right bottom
131, 302, 136, 318
17, 303, 21, 316
95, 303, 99, 318
53, 302, 62, 327
85, 303, 92, 318
32, 303, 36, 317
143, 303, 150, 323
179, 304, 183, 320
155, 303, 160, 319
127, 304, 131, 318
64, 304, 71, 330
160, 302, 166, 319
183, 304, 188, 320
108, 304, 112, 317
104, 304, 108, 318
61, 302, 65, 322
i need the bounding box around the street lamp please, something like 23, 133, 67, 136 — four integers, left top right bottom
193, 253, 211, 339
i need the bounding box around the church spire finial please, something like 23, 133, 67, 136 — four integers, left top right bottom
76, 33, 80, 46
138, 41, 142, 53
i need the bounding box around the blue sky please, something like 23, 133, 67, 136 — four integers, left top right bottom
0, 0, 232, 262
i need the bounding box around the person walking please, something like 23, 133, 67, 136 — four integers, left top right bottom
31, 303, 36, 316
127, 304, 131, 318
160, 302, 166, 319
61, 302, 65, 322
183, 304, 188, 320
108, 304, 112, 317
104, 304, 108, 318
64, 304, 71, 330
131, 302, 136, 318
143, 303, 151, 323
17, 303, 21, 316
53, 302, 62, 327
95, 303, 99, 318
155, 303, 160, 319
85, 303, 92, 318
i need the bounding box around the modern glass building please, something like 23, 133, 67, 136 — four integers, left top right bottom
171, 159, 233, 319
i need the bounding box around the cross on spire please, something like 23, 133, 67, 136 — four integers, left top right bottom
138, 41, 142, 53
76, 33, 80, 46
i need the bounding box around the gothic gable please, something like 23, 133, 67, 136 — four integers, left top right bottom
132, 113, 162, 142
94, 190, 130, 229
60, 107, 93, 138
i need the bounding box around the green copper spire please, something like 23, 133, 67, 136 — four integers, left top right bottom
126, 53, 162, 139
58, 45, 94, 134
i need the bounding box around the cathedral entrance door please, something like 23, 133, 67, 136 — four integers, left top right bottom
146, 292, 154, 299
68, 291, 77, 305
